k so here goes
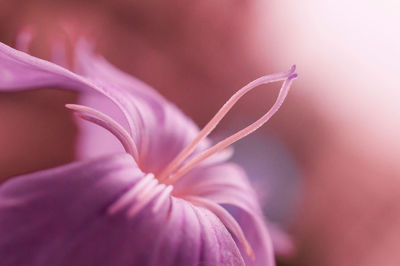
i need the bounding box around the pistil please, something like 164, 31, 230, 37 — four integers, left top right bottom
159, 66, 297, 185
66, 104, 139, 161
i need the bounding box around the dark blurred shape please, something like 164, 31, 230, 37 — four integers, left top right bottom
0, 89, 76, 181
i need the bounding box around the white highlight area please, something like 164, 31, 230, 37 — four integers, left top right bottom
255, 0, 400, 167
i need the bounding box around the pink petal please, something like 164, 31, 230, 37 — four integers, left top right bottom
74, 41, 212, 174
0, 41, 213, 174
150, 198, 245, 266
0, 41, 140, 143
266, 221, 295, 257
0, 154, 244, 266
175, 163, 277, 266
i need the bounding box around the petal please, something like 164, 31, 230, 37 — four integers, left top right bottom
174, 163, 258, 211
229, 205, 276, 266
266, 221, 295, 257
0, 41, 211, 173
0, 41, 83, 91
175, 163, 276, 266
0, 154, 244, 266
150, 198, 245, 266
74, 42, 211, 174
0, 41, 140, 145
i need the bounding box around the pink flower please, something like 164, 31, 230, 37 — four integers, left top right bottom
0, 40, 297, 266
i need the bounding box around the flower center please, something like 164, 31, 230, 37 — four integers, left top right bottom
66, 66, 297, 260
107, 173, 174, 217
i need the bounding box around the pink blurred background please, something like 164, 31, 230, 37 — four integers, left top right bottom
1, 1, 399, 265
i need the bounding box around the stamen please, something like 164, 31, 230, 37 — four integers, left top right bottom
108, 173, 154, 215
136, 178, 159, 200
152, 185, 174, 213
185, 196, 255, 259
164, 71, 298, 185
66, 104, 139, 161
127, 183, 166, 218
158, 65, 296, 182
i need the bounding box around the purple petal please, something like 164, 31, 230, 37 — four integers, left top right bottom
0, 154, 244, 266
0, 41, 211, 174
174, 163, 258, 211
150, 199, 245, 266
74, 42, 211, 174
175, 163, 276, 266
230, 205, 275, 266
0, 41, 140, 143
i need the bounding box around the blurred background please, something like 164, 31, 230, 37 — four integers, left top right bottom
1, 0, 399, 265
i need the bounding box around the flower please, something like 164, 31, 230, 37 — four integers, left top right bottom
0, 40, 297, 266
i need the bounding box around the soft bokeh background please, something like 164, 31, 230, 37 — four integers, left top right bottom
1, 1, 399, 265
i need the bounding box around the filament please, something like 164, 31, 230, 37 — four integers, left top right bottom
127, 183, 166, 218
152, 185, 174, 213
108, 174, 154, 214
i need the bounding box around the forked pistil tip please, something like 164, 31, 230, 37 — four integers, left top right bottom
289, 73, 298, 80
